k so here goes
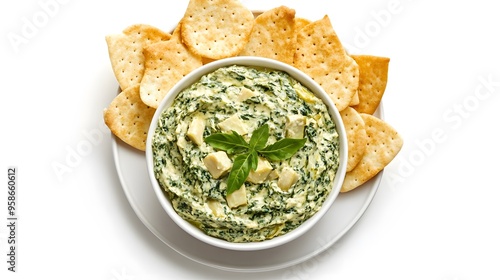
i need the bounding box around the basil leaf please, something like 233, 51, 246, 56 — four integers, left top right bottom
226, 152, 253, 195
249, 123, 269, 151
249, 150, 259, 171
205, 131, 249, 154
258, 138, 307, 161
205, 124, 306, 196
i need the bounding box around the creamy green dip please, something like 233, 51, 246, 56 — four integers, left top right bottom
152, 65, 340, 242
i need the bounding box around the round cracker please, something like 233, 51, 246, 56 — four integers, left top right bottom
340, 106, 368, 172
103, 85, 156, 151
180, 0, 254, 59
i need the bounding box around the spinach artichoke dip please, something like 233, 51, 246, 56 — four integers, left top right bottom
152, 65, 340, 243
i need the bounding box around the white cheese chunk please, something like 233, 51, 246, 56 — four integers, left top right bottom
226, 185, 247, 208
203, 151, 232, 179
238, 87, 258, 102
186, 115, 205, 146
207, 199, 225, 217
218, 114, 248, 135
246, 157, 273, 184
176, 137, 187, 149
267, 169, 279, 180
285, 115, 306, 139
277, 167, 300, 191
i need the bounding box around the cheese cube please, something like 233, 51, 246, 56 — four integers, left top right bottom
218, 114, 248, 135
186, 115, 205, 146
207, 199, 225, 217
246, 157, 273, 184
267, 169, 279, 180
226, 185, 247, 208
203, 151, 232, 179
238, 87, 258, 102
277, 167, 299, 191
285, 115, 306, 139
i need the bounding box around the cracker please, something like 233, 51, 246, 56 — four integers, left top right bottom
341, 114, 403, 192
103, 85, 156, 151
351, 55, 390, 114
140, 28, 202, 108
239, 6, 296, 65
340, 107, 368, 172
105, 24, 171, 90
294, 17, 311, 31
180, 0, 254, 59
349, 91, 360, 106
294, 15, 359, 112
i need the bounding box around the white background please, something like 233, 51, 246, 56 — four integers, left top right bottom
1, 0, 500, 279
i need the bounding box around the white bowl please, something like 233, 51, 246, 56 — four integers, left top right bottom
146, 56, 347, 251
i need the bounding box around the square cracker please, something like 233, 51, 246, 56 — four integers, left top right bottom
351, 55, 390, 114
105, 24, 171, 91
341, 113, 403, 192
294, 15, 359, 112
140, 26, 203, 108
103, 84, 156, 151
239, 6, 296, 65
180, 0, 254, 59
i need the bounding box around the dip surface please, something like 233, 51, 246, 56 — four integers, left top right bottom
152, 65, 340, 242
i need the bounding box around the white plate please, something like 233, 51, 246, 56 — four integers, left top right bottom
111, 102, 384, 272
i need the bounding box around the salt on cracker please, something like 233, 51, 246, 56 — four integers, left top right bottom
105, 24, 171, 91
239, 6, 296, 65
180, 0, 254, 59
341, 114, 403, 192
140, 27, 203, 108
103, 84, 156, 151
340, 107, 368, 172
351, 55, 390, 114
294, 15, 359, 112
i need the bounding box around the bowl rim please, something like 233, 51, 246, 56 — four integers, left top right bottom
145, 56, 348, 251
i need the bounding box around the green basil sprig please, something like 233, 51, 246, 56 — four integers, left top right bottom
205, 124, 306, 195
